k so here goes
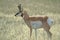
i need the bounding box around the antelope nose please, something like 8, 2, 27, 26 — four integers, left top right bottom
15, 12, 19, 16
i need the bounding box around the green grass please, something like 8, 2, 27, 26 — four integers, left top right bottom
0, 0, 60, 40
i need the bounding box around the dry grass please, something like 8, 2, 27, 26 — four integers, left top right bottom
0, 0, 60, 40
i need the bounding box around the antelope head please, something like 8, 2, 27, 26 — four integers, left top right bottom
15, 4, 23, 17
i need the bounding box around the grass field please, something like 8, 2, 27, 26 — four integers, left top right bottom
0, 0, 60, 40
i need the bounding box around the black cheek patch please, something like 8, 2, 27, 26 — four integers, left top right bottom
21, 13, 23, 17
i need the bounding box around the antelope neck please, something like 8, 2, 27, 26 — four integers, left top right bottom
23, 13, 29, 19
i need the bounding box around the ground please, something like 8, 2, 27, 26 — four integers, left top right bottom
0, 0, 60, 40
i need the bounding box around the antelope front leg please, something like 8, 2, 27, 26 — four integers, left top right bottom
30, 27, 32, 38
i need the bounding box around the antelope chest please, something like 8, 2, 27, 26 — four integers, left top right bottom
30, 21, 43, 29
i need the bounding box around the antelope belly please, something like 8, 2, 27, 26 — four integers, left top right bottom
30, 21, 42, 29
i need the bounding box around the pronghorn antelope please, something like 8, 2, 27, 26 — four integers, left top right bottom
15, 4, 53, 40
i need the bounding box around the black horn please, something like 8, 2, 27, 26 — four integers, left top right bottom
15, 4, 23, 16
18, 4, 23, 12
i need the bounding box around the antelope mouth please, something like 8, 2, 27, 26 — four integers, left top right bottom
15, 12, 20, 16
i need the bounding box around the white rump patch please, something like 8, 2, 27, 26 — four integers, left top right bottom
47, 18, 53, 26
30, 21, 42, 29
